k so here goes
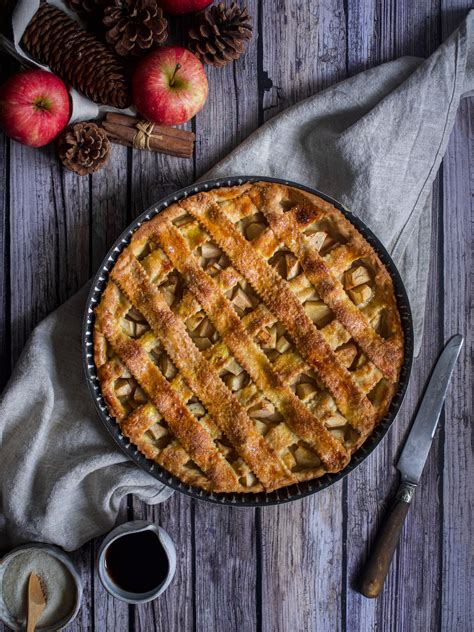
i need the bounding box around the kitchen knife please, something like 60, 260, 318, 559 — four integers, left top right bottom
359, 334, 464, 598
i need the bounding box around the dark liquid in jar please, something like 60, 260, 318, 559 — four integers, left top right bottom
105, 530, 169, 593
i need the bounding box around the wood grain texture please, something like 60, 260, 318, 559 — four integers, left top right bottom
9, 143, 64, 364
67, 543, 94, 632
258, 4, 347, 631
189, 5, 260, 629
262, 492, 344, 632
344, 4, 448, 631
90, 145, 129, 271
0, 57, 12, 391
0, 129, 8, 390
195, 0, 259, 176
260, 0, 346, 123
390, 183, 444, 632
6, 135, 93, 632
194, 504, 257, 631
128, 19, 196, 624
92, 504, 129, 632
132, 495, 193, 632
440, 97, 473, 632
440, 5, 473, 630
0, 1, 472, 631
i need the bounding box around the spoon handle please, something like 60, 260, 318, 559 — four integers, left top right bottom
27, 604, 43, 632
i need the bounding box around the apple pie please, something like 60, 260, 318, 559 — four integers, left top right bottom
93, 182, 404, 493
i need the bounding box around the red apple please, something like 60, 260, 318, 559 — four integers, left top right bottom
0, 69, 70, 148
133, 46, 208, 126
157, 0, 212, 15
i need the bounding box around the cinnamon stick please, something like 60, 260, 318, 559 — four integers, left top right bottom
104, 130, 193, 158
103, 120, 192, 151
102, 121, 194, 158
105, 112, 195, 142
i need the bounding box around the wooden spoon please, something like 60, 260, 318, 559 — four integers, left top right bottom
27, 572, 46, 632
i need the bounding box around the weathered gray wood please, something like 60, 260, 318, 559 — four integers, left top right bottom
0, 56, 12, 393
195, 0, 259, 177
8, 142, 91, 359
129, 104, 196, 632
261, 492, 344, 632
130, 144, 195, 217
346, 194, 443, 632
67, 543, 94, 632
90, 145, 130, 271
258, 3, 347, 631
132, 495, 193, 632
388, 180, 443, 632
347, 0, 441, 77
0, 3, 473, 631
0, 59, 11, 626
91, 504, 129, 632
56, 169, 91, 303
393, 0, 441, 58
0, 128, 8, 390
8, 139, 93, 632
9, 143, 63, 364
193, 503, 257, 631
190, 4, 260, 630
440, 97, 473, 632
344, 3, 448, 632
261, 0, 346, 123
85, 135, 132, 632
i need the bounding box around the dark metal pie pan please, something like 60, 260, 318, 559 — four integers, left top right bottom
83, 176, 414, 507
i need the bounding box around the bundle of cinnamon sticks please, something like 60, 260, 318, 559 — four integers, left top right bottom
103, 112, 195, 158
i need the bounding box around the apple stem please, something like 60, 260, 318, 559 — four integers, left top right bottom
33, 96, 51, 112
169, 64, 181, 87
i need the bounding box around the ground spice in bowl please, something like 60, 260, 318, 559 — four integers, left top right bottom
0, 546, 80, 631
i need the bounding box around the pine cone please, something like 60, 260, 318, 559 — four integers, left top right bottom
103, 0, 168, 57
58, 122, 111, 176
187, 2, 252, 68
21, 3, 131, 108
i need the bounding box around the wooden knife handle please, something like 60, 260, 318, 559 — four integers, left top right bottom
359, 481, 416, 598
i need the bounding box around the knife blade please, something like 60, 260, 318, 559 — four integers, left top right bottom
359, 333, 463, 599
396, 333, 464, 485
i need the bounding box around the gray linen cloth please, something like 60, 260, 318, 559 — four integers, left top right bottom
1, 11, 472, 552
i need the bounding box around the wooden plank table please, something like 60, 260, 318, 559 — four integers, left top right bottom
1, 1, 472, 630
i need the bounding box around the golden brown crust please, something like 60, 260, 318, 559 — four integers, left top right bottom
154, 221, 349, 472
93, 182, 404, 493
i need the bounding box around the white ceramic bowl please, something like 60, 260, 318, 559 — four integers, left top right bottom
97, 520, 176, 604
0, 543, 82, 631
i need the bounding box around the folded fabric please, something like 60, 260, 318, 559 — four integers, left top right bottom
0, 287, 173, 552
0, 11, 472, 551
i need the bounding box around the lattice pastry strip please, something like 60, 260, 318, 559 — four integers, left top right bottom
257, 184, 402, 379
213, 188, 391, 379
96, 284, 242, 491
153, 220, 349, 471
94, 182, 404, 493
179, 193, 376, 431
110, 252, 297, 491
111, 327, 382, 490
103, 299, 307, 491
164, 224, 376, 444
167, 197, 385, 428
158, 205, 384, 452
98, 268, 358, 490
113, 320, 284, 493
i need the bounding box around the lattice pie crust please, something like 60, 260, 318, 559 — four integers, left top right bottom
94, 182, 404, 493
